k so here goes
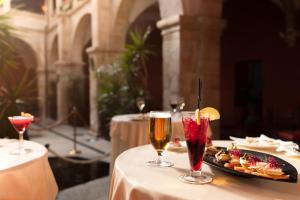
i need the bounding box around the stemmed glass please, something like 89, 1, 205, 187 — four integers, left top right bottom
147, 111, 173, 167
177, 97, 185, 112
179, 111, 212, 184
169, 94, 185, 113
169, 95, 179, 112
8, 114, 34, 155
136, 97, 146, 118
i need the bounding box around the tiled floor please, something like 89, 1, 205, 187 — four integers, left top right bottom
29, 123, 111, 200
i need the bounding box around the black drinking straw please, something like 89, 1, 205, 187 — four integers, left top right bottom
198, 78, 202, 109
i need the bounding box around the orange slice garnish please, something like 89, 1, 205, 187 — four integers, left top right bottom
21, 112, 34, 119
195, 109, 201, 125
200, 107, 220, 121
195, 107, 220, 124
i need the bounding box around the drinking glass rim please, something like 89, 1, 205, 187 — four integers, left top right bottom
149, 111, 171, 118
8, 116, 34, 120
181, 111, 209, 119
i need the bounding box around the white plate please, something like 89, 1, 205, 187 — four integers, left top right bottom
166, 141, 187, 152
229, 136, 277, 150
236, 142, 277, 150
285, 150, 300, 158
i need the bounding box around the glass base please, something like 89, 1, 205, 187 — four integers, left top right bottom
10, 148, 31, 155
146, 160, 174, 167
179, 173, 213, 184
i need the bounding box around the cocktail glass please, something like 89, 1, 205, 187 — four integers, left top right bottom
8, 115, 33, 155
179, 111, 213, 184
169, 95, 179, 113
169, 95, 185, 113
136, 97, 146, 118
147, 111, 174, 167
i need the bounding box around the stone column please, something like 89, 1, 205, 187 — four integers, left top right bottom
87, 0, 112, 135
56, 61, 84, 121
157, 15, 222, 138
86, 47, 100, 134
86, 46, 120, 135
36, 67, 47, 120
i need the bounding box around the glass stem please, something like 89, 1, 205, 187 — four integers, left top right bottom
19, 133, 23, 154
157, 151, 163, 164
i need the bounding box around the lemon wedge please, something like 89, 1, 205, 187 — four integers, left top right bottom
195, 107, 220, 124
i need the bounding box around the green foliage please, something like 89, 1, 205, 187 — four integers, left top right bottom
0, 14, 15, 73
0, 15, 37, 138
97, 27, 154, 137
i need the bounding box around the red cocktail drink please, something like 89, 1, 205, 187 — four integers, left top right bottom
179, 111, 212, 184
8, 116, 33, 134
8, 115, 34, 155
183, 117, 209, 171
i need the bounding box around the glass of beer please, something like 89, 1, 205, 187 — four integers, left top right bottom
147, 111, 173, 167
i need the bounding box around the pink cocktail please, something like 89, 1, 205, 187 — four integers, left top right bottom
179, 111, 212, 184
8, 115, 33, 155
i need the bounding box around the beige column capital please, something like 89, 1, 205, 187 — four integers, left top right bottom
87, 46, 122, 58
157, 14, 223, 35
55, 60, 85, 80
55, 60, 84, 70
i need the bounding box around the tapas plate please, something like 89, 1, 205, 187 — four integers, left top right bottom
204, 147, 298, 183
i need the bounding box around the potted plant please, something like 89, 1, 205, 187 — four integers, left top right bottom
0, 15, 36, 139
97, 27, 154, 139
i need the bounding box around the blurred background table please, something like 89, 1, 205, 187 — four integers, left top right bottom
109, 140, 300, 200
0, 139, 58, 200
109, 113, 184, 174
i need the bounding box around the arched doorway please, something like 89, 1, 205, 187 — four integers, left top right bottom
221, 0, 300, 139
48, 35, 58, 120
0, 37, 38, 138
126, 3, 163, 110
71, 13, 91, 126
81, 39, 91, 125
12, 37, 39, 115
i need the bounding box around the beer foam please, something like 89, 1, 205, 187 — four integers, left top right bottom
149, 111, 171, 118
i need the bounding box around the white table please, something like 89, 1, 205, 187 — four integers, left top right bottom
109, 140, 300, 200
109, 113, 184, 173
0, 139, 58, 200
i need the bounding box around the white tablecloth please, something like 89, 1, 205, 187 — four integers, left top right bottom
109, 113, 184, 173
109, 140, 300, 200
0, 139, 58, 200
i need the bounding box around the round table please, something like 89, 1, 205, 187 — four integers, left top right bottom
109, 113, 184, 173
0, 139, 58, 200
109, 140, 300, 200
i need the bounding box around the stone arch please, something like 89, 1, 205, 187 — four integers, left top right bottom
69, 13, 91, 124
126, 3, 163, 109
110, 0, 157, 50
12, 37, 39, 70
71, 13, 91, 62
7, 36, 40, 115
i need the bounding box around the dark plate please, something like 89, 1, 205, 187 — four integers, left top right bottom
204, 147, 298, 183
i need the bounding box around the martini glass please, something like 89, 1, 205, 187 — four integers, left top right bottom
8, 115, 34, 155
